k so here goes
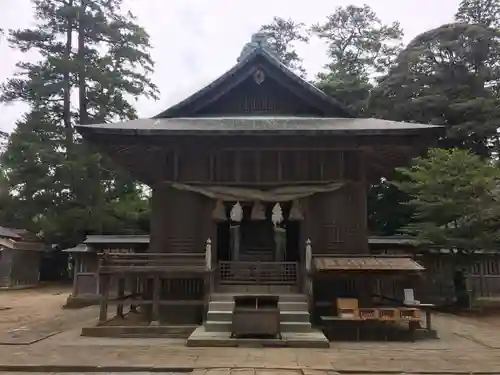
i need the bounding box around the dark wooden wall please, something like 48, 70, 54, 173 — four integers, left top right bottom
304, 184, 368, 255
196, 72, 325, 116
0, 249, 41, 287
150, 185, 214, 254
165, 147, 362, 185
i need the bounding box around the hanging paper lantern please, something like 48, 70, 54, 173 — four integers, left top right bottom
230, 201, 243, 222
212, 200, 227, 221
289, 199, 304, 221
271, 202, 283, 227
250, 201, 266, 220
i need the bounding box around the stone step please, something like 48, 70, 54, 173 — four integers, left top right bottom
207, 310, 310, 323
187, 326, 330, 348
208, 301, 234, 312
208, 300, 309, 312
210, 293, 307, 303
204, 320, 312, 333
279, 301, 309, 311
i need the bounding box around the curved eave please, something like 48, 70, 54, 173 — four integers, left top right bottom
78, 127, 443, 137
76, 117, 444, 138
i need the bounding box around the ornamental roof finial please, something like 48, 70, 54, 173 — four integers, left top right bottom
237, 32, 279, 62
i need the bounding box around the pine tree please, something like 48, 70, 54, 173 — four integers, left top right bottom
0, 0, 157, 245
259, 17, 309, 77
311, 5, 403, 115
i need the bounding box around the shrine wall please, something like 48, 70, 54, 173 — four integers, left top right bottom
303, 183, 368, 255
149, 185, 214, 254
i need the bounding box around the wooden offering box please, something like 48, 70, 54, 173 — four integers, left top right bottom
337, 298, 359, 318
378, 308, 398, 321
231, 295, 281, 338
359, 308, 379, 320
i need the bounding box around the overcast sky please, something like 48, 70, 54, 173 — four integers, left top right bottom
0, 0, 460, 133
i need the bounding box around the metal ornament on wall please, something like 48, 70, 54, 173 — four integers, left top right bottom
212, 200, 227, 221
250, 201, 266, 220
253, 69, 266, 85
289, 199, 304, 221
271, 202, 283, 227
230, 201, 243, 222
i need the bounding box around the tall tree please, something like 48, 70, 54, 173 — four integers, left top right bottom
0, 0, 156, 245
259, 17, 309, 77
370, 22, 500, 157
456, 0, 500, 28
311, 5, 403, 114
392, 148, 500, 252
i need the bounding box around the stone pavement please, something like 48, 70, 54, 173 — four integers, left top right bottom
0, 313, 500, 374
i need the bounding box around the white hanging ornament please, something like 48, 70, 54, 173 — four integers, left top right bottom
230, 201, 243, 222
271, 202, 283, 227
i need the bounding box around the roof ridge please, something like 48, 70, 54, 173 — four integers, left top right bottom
153, 36, 354, 119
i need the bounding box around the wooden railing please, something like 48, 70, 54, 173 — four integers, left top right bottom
98, 252, 206, 274
218, 261, 299, 285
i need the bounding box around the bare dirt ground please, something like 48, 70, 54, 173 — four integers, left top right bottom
0, 284, 73, 331
1, 287, 500, 373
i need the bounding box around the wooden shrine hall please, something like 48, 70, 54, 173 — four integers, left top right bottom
76, 33, 443, 346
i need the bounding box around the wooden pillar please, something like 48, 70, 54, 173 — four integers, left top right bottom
71, 253, 79, 297
116, 278, 125, 318
130, 277, 138, 313
98, 274, 110, 325
150, 275, 160, 325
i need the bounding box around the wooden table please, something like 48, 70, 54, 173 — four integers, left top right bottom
321, 316, 367, 341
404, 302, 435, 332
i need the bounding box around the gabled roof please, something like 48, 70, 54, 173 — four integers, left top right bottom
314, 255, 424, 272
154, 45, 354, 118
0, 226, 22, 240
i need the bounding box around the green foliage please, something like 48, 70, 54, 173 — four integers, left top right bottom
259, 17, 309, 77
367, 173, 414, 236
371, 22, 500, 157
455, 0, 500, 28
0, 0, 156, 246
393, 148, 500, 251
311, 4, 403, 115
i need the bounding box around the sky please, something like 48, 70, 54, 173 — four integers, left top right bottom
0, 0, 461, 133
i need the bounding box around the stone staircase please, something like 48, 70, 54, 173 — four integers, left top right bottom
205, 293, 312, 332
187, 292, 329, 347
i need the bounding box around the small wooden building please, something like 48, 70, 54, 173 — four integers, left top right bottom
369, 236, 500, 304
64, 235, 149, 307
75, 34, 443, 341
0, 226, 45, 288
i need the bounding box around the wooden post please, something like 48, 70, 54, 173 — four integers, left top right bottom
130, 277, 138, 313
477, 261, 485, 298
205, 238, 213, 293
98, 274, 109, 325
116, 278, 125, 318
305, 239, 313, 311
150, 275, 160, 326
71, 254, 79, 297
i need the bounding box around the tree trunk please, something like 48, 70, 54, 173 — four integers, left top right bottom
77, 0, 103, 233
63, 0, 74, 148
77, 0, 87, 126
